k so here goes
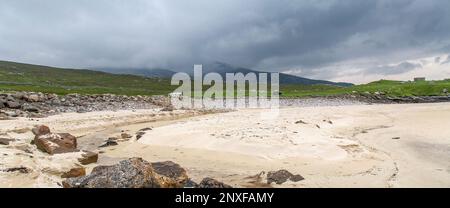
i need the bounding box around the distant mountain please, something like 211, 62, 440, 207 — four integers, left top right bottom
96, 62, 353, 87
96, 68, 176, 78
199, 62, 353, 87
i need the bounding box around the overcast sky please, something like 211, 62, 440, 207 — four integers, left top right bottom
1, 0, 449, 83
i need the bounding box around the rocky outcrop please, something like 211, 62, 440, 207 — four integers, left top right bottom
266, 169, 304, 185
198, 177, 233, 188
0, 91, 169, 119
62, 158, 182, 188
32, 125, 78, 155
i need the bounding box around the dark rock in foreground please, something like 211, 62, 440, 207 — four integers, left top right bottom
63, 158, 230, 188
63, 158, 182, 188
198, 177, 232, 188
151, 161, 189, 187
266, 169, 304, 185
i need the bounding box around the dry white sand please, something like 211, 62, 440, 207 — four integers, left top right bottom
1, 103, 449, 187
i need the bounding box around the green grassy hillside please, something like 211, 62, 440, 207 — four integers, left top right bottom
0, 60, 176, 95
1, 60, 449, 97
281, 79, 450, 97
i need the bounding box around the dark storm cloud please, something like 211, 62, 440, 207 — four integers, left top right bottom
0, 0, 449, 79
364, 62, 422, 75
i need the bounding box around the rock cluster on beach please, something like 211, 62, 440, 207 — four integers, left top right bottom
1, 122, 233, 188
0, 91, 171, 119
62, 157, 232, 188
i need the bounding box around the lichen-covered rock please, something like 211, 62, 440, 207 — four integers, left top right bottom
62, 158, 179, 188
151, 161, 188, 188
266, 169, 304, 185
198, 177, 232, 188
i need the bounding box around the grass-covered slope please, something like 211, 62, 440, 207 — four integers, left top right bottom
281, 79, 450, 97
1, 60, 449, 97
0, 60, 176, 95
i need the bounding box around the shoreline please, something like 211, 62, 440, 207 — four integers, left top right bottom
1, 102, 449, 187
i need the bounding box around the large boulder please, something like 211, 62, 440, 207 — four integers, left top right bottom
151, 161, 189, 187
62, 158, 181, 188
32, 125, 77, 155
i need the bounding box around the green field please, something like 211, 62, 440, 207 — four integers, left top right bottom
1, 60, 449, 97
281, 79, 450, 97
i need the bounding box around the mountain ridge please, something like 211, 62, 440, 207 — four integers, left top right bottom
99, 62, 353, 87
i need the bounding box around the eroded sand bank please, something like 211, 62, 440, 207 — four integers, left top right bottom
1, 103, 449, 187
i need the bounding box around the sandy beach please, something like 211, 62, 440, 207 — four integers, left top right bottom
1, 103, 449, 188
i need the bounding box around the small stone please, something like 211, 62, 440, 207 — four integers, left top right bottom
0, 138, 15, 145
139, 127, 152, 131
2, 167, 31, 174
136, 131, 146, 140
295, 120, 307, 124
23, 105, 40, 112
26, 94, 40, 102
61, 167, 86, 178
6, 101, 21, 109
31, 125, 51, 136
161, 106, 174, 111
266, 169, 304, 185
78, 151, 98, 165
392, 137, 400, 140
99, 140, 118, 148
120, 133, 132, 139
